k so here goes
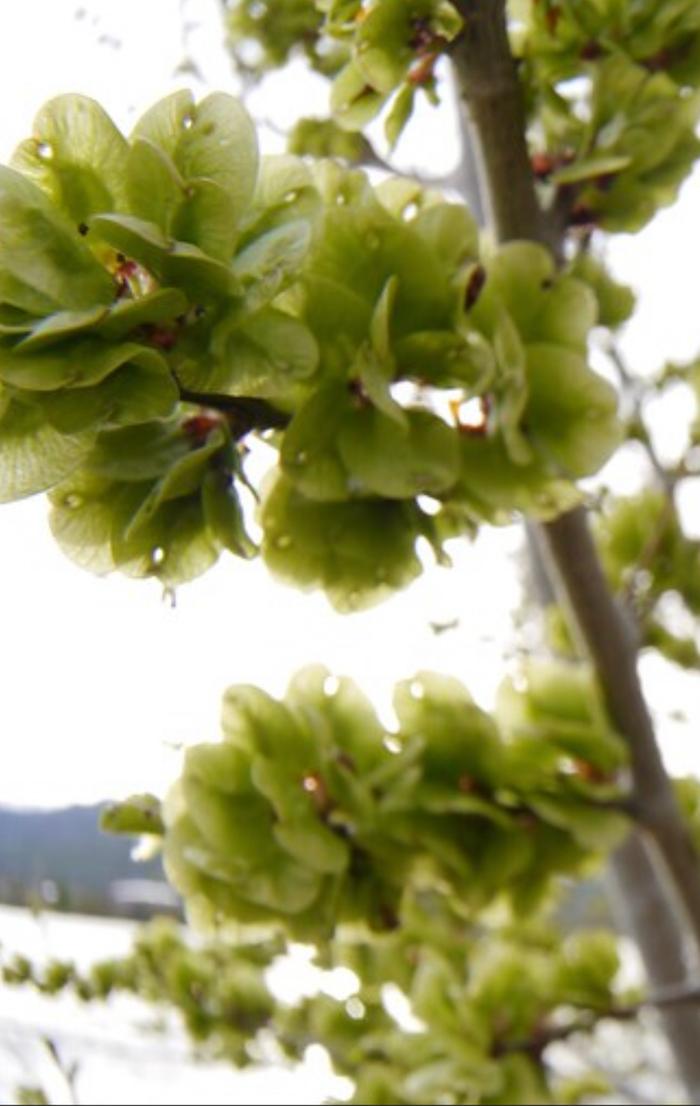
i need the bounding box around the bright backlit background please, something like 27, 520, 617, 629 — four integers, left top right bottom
1, 0, 699, 810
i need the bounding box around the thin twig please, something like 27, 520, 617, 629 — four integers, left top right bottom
176, 384, 290, 436
451, 7, 700, 1099
496, 978, 700, 1058
42, 1036, 80, 1106
605, 338, 677, 498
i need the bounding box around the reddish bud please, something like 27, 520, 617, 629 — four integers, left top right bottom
182, 414, 221, 442
573, 758, 611, 784
408, 52, 438, 86
116, 257, 139, 279
531, 152, 556, 180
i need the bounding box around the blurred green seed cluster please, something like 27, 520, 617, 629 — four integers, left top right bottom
2, 903, 627, 1104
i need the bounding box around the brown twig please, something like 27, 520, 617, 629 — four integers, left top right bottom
176, 384, 290, 437
605, 338, 678, 499
451, 8, 700, 1099
495, 978, 700, 1058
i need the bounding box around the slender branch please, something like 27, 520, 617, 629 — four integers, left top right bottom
451, 11, 700, 1102
495, 978, 700, 1058
42, 1036, 80, 1106
619, 497, 675, 620
524, 465, 700, 1099
541, 512, 700, 934
177, 384, 290, 436
608, 835, 700, 1103
453, 0, 700, 950
606, 338, 677, 498
493, 1008, 636, 1058
451, 0, 549, 246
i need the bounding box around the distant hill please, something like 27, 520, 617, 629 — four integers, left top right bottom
0, 804, 179, 918
0, 804, 613, 929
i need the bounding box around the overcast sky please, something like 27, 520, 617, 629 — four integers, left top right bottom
1, 0, 699, 808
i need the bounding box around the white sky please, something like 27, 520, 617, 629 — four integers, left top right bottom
0, 0, 699, 808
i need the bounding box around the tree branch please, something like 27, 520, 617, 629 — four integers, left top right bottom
176, 384, 290, 437
541, 510, 700, 944
522, 461, 700, 1100
451, 9, 700, 1098
451, 0, 548, 246
606, 338, 678, 499
608, 835, 700, 1103
495, 977, 700, 1059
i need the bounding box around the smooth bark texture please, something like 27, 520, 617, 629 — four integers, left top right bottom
543, 510, 700, 944
452, 1, 700, 1098
529, 491, 700, 1102
452, 1, 542, 243
611, 837, 700, 1102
